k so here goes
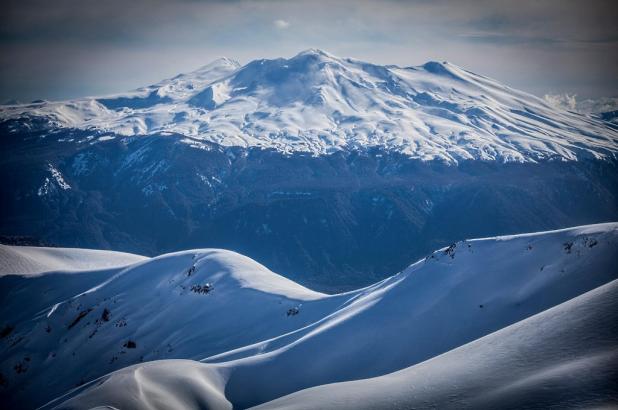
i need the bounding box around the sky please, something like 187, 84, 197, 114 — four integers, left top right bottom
0, 0, 617, 102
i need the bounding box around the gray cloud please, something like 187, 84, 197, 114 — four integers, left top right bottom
0, 0, 616, 101
274, 19, 290, 29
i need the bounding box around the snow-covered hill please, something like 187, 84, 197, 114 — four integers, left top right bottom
57, 279, 618, 410
0, 249, 333, 408
1, 50, 617, 163
1, 223, 616, 408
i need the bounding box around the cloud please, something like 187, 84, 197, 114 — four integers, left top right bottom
544, 93, 578, 111
544, 93, 618, 114
274, 19, 290, 29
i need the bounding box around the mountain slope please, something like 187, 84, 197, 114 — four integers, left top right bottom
1, 50, 617, 163
1, 223, 616, 408
254, 278, 618, 410
55, 279, 618, 410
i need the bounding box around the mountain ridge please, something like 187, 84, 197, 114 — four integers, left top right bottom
0, 222, 616, 408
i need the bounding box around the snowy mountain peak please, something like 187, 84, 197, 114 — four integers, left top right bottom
296, 48, 336, 57
421, 60, 464, 78
292, 48, 342, 63
1, 50, 617, 163
187, 56, 241, 77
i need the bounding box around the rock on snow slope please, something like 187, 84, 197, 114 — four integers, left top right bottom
0, 223, 616, 408
1, 49, 617, 163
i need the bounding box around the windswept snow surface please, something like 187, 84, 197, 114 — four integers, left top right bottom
1, 224, 615, 408
2, 50, 617, 163
254, 278, 618, 410
0, 245, 147, 276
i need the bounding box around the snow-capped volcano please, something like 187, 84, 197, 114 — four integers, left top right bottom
2, 49, 617, 163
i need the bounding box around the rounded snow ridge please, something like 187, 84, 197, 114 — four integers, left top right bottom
151, 248, 327, 300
